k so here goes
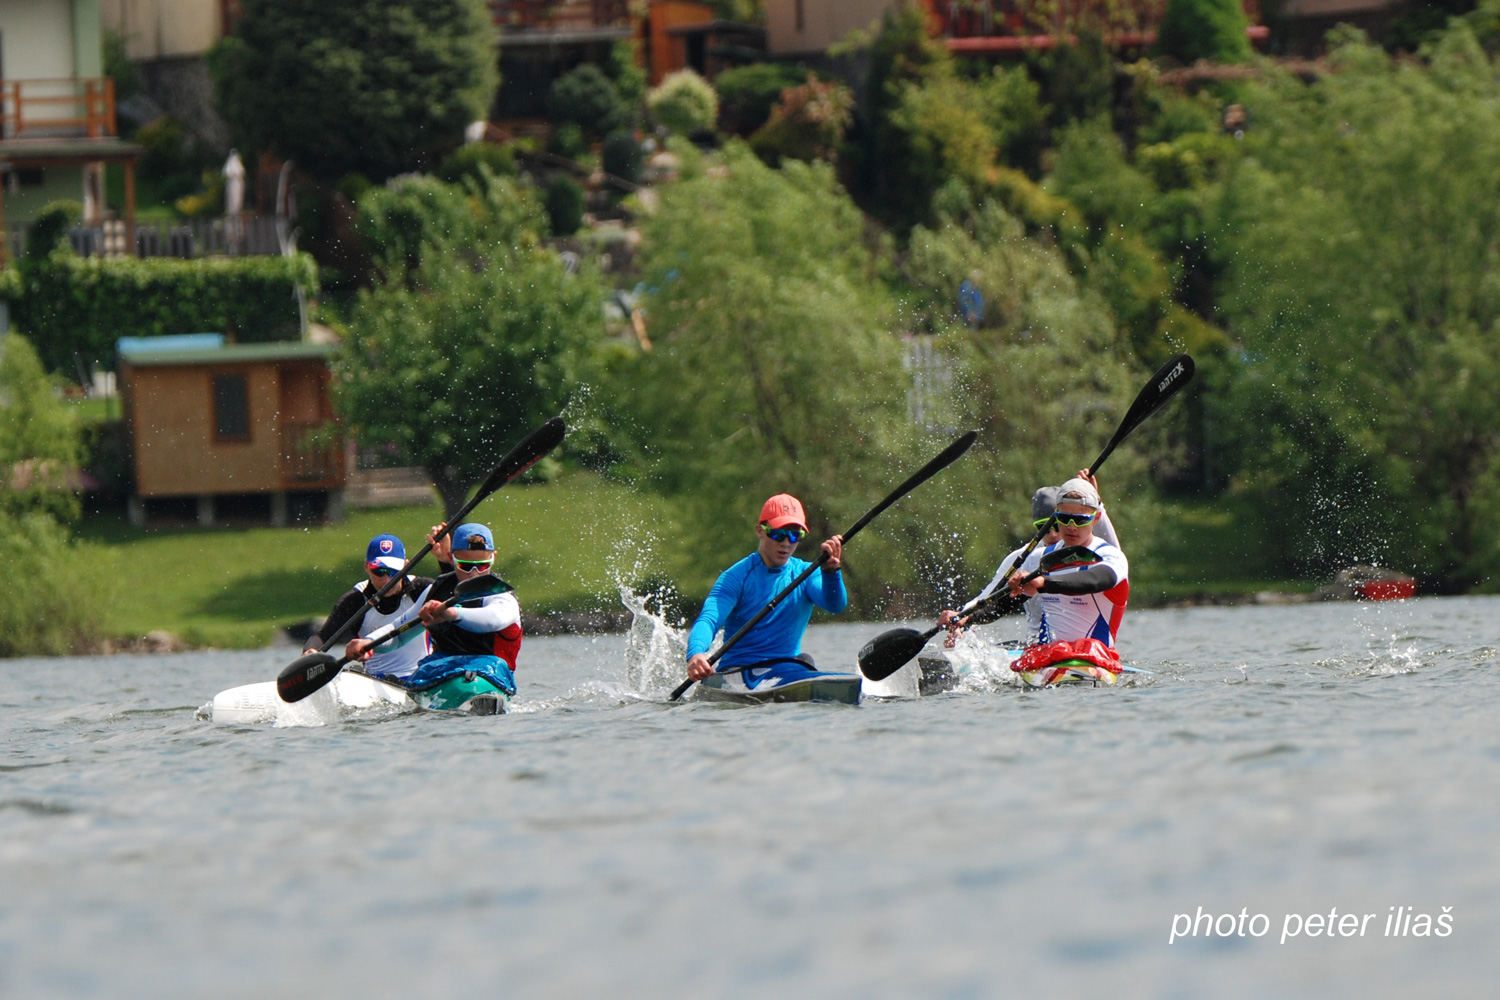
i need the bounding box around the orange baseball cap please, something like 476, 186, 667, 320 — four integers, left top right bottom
759, 493, 807, 531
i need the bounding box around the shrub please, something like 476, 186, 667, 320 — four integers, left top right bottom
547, 63, 627, 135
648, 69, 719, 136
5, 253, 319, 371
24, 201, 81, 259
437, 142, 518, 184
549, 122, 589, 161
1156, 0, 1253, 65
749, 77, 853, 165
715, 62, 806, 134
602, 130, 644, 183
545, 175, 586, 235
0, 512, 114, 656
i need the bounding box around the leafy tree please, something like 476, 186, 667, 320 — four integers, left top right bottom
900, 203, 1147, 602
0, 335, 86, 522
213, 0, 497, 182
1156, 0, 1253, 65
621, 143, 916, 589
544, 176, 586, 236
1209, 25, 1500, 582
341, 174, 599, 513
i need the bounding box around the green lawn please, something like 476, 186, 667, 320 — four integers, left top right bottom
76, 471, 712, 648
73, 471, 1309, 648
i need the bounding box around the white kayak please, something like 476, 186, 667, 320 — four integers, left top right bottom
208, 670, 509, 726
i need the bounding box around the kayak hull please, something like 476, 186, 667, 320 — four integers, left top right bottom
915, 646, 1129, 691
1012, 658, 1122, 688
694, 670, 862, 706
209, 669, 509, 726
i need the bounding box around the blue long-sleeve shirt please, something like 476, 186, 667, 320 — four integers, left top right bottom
686, 553, 848, 668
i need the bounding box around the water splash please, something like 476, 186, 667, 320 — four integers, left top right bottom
620, 583, 689, 696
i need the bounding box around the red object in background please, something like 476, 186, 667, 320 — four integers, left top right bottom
1356, 580, 1416, 601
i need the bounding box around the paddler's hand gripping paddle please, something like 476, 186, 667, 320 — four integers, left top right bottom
277, 573, 510, 703
669, 429, 980, 702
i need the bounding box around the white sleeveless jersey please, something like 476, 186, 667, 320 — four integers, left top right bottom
352, 580, 427, 678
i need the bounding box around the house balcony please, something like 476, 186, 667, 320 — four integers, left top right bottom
490, 0, 634, 38
0, 77, 117, 140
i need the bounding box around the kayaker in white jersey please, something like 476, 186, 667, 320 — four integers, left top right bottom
1008, 475, 1129, 660
303, 533, 447, 679
346, 522, 522, 698
937, 473, 1119, 645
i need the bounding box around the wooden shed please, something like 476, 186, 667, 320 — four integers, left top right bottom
118, 335, 345, 526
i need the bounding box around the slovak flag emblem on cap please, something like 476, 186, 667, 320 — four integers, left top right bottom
380, 539, 394, 554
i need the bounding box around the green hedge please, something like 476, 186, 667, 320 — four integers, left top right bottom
4, 253, 319, 372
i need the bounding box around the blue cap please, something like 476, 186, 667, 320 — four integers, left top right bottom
452, 522, 494, 552
366, 534, 406, 570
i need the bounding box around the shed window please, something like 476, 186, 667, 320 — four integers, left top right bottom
213, 374, 250, 441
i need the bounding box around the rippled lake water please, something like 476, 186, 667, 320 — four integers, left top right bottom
2, 596, 1497, 998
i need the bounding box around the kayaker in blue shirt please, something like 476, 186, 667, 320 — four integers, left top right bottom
685, 493, 846, 684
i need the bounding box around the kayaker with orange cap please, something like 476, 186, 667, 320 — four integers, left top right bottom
684, 494, 846, 685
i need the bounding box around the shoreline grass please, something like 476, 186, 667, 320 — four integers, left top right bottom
69, 472, 1326, 650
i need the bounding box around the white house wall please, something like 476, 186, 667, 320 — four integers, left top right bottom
101, 0, 221, 60
0, 0, 77, 79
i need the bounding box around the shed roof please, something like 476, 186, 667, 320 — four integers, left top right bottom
117, 340, 335, 367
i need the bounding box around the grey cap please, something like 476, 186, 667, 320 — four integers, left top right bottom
1031, 486, 1061, 523
1056, 477, 1102, 510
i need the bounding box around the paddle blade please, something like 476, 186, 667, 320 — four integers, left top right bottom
475, 417, 567, 499
1037, 545, 1102, 572
455, 572, 511, 600
1089, 354, 1194, 475
858, 626, 935, 681
277, 652, 340, 703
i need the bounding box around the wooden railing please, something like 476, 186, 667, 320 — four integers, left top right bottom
0, 78, 116, 139
489, 0, 632, 31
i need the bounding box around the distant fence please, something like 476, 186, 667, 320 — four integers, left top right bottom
905, 334, 954, 433
5, 215, 284, 260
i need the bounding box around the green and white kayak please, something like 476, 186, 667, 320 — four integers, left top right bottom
209, 668, 508, 726
693, 668, 862, 706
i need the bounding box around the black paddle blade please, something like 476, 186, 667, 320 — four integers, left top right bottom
277, 652, 340, 703
1037, 545, 1102, 572
1089, 354, 1195, 475
475, 417, 567, 498
858, 626, 936, 681
455, 572, 511, 599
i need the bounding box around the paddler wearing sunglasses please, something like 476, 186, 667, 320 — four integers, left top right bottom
938, 470, 1120, 646
683, 493, 846, 684
303, 533, 448, 679
345, 522, 522, 697
1008, 475, 1129, 649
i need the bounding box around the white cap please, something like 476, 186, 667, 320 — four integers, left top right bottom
1056, 477, 1101, 510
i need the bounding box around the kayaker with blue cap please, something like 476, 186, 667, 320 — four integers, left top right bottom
303, 533, 445, 679
684, 493, 846, 686
347, 521, 522, 698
